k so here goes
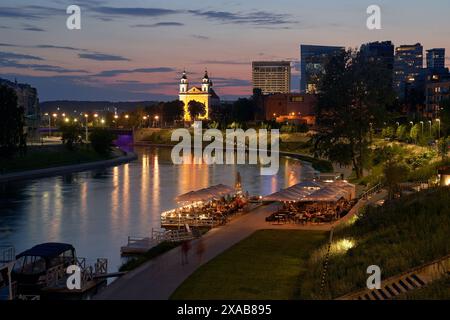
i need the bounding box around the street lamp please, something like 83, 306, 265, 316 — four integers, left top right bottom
420, 121, 424, 137
155, 115, 160, 128
84, 114, 89, 142
429, 120, 432, 137
436, 119, 441, 139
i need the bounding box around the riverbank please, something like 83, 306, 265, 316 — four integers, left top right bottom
0, 146, 137, 183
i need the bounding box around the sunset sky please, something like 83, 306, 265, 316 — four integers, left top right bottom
1, 0, 450, 101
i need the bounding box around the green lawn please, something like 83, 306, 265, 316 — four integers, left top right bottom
171, 230, 328, 300
0, 145, 112, 174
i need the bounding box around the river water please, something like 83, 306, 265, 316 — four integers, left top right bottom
0, 146, 316, 271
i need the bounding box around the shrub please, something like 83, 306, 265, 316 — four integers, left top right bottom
60, 123, 83, 151
89, 128, 116, 155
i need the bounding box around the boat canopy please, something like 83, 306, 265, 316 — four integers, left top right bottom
16, 243, 75, 259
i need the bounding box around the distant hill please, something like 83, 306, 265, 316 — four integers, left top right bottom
40, 100, 158, 114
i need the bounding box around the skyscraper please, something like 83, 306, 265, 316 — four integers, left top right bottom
394, 43, 423, 100
300, 45, 345, 94
252, 61, 291, 95
360, 41, 394, 69
426, 48, 446, 70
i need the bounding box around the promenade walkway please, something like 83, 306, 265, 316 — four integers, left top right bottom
96, 190, 387, 300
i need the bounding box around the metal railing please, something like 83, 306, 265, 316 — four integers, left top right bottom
360, 183, 383, 200
0, 246, 15, 266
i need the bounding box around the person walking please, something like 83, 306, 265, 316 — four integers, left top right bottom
181, 240, 191, 266
196, 238, 206, 264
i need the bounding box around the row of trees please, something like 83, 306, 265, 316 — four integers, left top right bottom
60, 123, 116, 155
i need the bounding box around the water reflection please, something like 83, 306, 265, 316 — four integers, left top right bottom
0, 146, 316, 271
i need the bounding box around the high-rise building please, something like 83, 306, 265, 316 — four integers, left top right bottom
300, 45, 344, 94
252, 61, 291, 95
394, 43, 423, 100
426, 48, 446, 70
360, 41, 395, 88
360, 41, 394, 69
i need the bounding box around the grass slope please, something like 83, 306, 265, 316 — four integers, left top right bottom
298, 187, 450, 299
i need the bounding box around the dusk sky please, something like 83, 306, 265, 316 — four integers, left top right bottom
1, 0, 450, 101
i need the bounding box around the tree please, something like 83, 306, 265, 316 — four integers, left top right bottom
90, 128, 116, 155
439, 99, 450, 137
382, 126, 395, 139
232, 98, 256, 123
396, 124, 409, 141
437, 138, 449, 160
60, 122, 83, 150
161, 100, 185, 123
0, 85, 26, 158
410, 124, 421, 144
314, 49, 395, 178
188, 100, 206, 121
383, 160, 410, 200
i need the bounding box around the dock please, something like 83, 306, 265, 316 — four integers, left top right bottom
121, 228, 196, 256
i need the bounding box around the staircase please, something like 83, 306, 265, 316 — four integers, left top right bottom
338, 254, 450, 300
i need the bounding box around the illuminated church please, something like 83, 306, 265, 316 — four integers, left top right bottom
179, 70, 220, 121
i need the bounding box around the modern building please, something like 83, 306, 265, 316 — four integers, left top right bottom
0, 78, 40, 140
252, 61, 291, 95
394, 43, 424, 100
425, 79, 450, 119
300, 45, 345, 94
360, 41, 395, 69
179, 70, 220, 121
263, 93, 317, 125
426, 48, 446, 70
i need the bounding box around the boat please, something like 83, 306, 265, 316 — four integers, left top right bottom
11, 243, 108, 299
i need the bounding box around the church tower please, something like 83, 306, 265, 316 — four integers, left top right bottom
201, 69, 212, 93
180, 70, 188, 93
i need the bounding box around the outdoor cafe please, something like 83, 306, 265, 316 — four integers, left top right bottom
161, 184, 248, 228
263, 180, 357, 224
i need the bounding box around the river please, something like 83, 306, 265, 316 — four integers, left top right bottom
0, 146, 316, 271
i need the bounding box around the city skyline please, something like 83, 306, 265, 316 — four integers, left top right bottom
1, 0, 450, 101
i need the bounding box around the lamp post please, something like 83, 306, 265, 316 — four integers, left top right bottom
429, 120, 432, 137
44, 113, 51, 138
420, 121, 424, 137
436, 119, 441, 139
154, 115, 160, 128
143, 116, 148, 128
51, 113, 58, 137
84, 114, 89, 142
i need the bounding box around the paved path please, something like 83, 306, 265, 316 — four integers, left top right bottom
95, 204, 279, 300
96, 190, 387, 300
